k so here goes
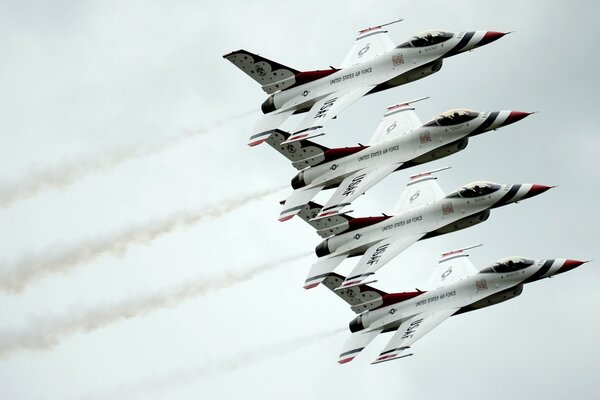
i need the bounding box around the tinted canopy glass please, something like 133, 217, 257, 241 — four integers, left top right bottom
455, 181, 501, 198
410, 30, 454, 47
491, 257, 535, 273
432, 109, 480, 126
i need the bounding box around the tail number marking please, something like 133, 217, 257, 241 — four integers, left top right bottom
314, 97, 338, 119
342, 173, 366, 196
401, 318, 424, 340
367, 243, 390, 266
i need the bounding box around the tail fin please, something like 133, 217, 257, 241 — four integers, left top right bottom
264, 129, 329, 170
223, 50, 299, 94
321, 273, 388, 314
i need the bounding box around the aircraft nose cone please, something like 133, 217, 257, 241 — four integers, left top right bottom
521, 184, 554, 199
502, 111, 533, 126
477, 31, 508, 47
559, 259, 588, 273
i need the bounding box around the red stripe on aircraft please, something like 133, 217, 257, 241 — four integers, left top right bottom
303, 282, 320, 290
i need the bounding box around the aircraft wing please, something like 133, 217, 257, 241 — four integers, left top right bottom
428, 245, 482, 289
392, 168, 448, 214
287, 86, 374, 141
338, 329, 382, 364
371, 308, 459, 364
341, 26, 396, 68
316, 164, 401, 218
340, 234, 424, 289
248, 109, 295, 147
368, 101, 424, 145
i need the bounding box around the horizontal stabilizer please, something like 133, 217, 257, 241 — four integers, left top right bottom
279, 186, 323, 222
248, 110, 295, 146
321, 273, 387, 313
296, 202, 353, 238
304, 255, 347, 289
338, 329, 382, 364
223, 50, 299, 94
264, 130, 329, 170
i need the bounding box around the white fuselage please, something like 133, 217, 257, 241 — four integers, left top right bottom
270, 33, 471, 112
355, 259, 566, 333
301, 111, 511, 188
321, 183, 534, 256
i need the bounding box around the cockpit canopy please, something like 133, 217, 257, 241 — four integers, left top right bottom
398, 30, 454, 48
482, 257, 535, 273
424, 109, 480, 127
448, 181, 502, 199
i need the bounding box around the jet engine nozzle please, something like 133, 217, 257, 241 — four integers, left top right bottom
291, 171, 306, 189
349, 314, 365, 332
261, 95, 276, 114
315, 239, 331, 257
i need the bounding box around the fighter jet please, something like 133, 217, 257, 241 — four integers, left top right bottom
298, 168, 553, 289
267, 98, 532, 222
322, 245, 588, 364
223, 19, 509, 146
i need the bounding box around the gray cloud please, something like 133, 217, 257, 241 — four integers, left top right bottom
0, 186, 283, 293
0, 252, 310, 358
0, 110, 254, 207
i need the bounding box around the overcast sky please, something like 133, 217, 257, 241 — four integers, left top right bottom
0, 1, 599, 399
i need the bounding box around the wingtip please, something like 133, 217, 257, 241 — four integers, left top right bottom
303, 282, 320, 290
248, 139, 266, 147
371, 353, 414, 364
278, 215, 294, 222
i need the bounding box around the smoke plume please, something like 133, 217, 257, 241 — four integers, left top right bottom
79, 327, 344, 400
0, 110, 255, 207
0, 252, 311, 358
0, 186, 284, 293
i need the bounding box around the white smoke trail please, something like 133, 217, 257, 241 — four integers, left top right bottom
0, 110, 255, 207
78, 327, 344, 400
0, 252, 311, 359
0, 186, 284, 293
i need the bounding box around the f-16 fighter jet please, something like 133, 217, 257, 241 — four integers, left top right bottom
223, 19, 509, 146
299, 169, 553, 290
322, 246, 587, 364
269, 98, 531, 222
